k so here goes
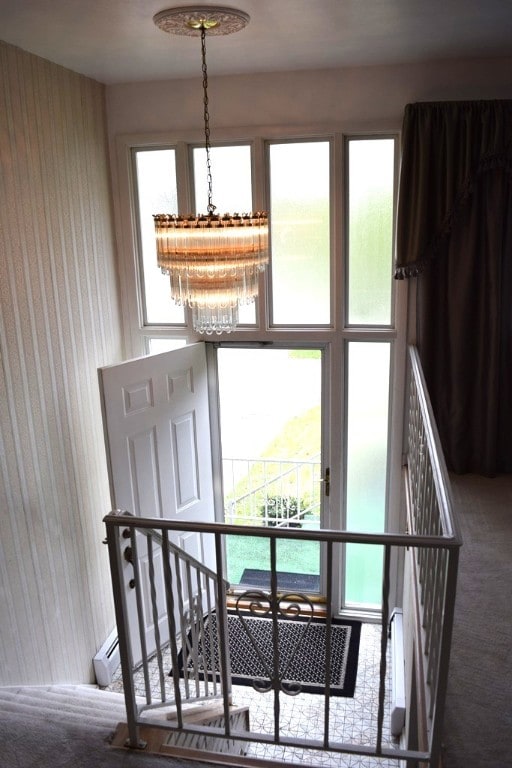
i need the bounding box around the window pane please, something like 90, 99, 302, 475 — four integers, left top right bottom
270, 142, 330, 325
193, 145, 253, 213
135, 149, 185, 325
345, 341, 390, 607
347, 139, 394, 325
194, 145, 256, 325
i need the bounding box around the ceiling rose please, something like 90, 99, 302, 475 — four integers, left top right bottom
153, 5, 250, 36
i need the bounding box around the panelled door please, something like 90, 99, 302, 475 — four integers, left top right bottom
99, 342, 215, 665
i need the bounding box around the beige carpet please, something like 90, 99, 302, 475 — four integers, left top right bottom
442, 474, 512, 768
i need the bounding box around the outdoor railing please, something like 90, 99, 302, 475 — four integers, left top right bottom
103, 346, 461, 767
222, 455, 321, 527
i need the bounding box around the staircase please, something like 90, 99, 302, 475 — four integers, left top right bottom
0, 684, 249, 767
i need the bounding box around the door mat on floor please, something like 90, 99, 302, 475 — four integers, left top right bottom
239, 568, 321, 593
174, 612, 361, 697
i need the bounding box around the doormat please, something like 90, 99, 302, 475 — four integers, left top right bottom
174, 612, 361, 697
239, 568, 320, 593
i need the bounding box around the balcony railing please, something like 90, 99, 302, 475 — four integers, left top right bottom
103, 346, 461, 767
222, 454, 321, 527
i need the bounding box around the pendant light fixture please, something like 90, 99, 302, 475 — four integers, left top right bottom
153, 5, 269, 335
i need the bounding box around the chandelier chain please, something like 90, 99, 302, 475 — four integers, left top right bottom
201, 27, 215, 214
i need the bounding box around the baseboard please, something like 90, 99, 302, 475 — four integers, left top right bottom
93, 628, 120, 686
390, 608, 406, 737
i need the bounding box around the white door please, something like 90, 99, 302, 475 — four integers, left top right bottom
98, 342, 216, 665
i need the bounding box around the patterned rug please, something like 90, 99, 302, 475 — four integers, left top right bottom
176, 612, 361, 697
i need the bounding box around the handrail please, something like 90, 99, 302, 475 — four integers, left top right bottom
223, 454, 321, 465
104, 512, 460, 548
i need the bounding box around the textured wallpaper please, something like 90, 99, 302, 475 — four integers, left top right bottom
0, 41, 123, 684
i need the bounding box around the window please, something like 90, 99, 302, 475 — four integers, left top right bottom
123, 131, 401, 614
269, 141, 331, 325
347, 138, 395, 325
135, 148, 184, 325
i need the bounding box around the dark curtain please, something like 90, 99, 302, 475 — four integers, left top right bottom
395, 101, 512, 475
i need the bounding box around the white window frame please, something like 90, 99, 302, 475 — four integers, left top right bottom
112, 126, 408, 616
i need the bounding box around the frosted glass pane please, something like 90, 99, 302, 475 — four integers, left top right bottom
347, 139, 394, 325
345, 342, 390, 607
193, 145, 256, 325
270, 142, 330, 325
135, 149, 185, 325
193, 145, 253, 213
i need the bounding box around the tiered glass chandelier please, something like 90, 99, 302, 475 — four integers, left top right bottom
153, 6, 269, 335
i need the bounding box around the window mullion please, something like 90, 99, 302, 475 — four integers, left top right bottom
176, 141, 194, 213
252, 136, 269, 330
333, 133, 345, 331
176, 141, 196, 330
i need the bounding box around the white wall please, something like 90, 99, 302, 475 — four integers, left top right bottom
106, 56, 512, 138
0, 41, 123, 685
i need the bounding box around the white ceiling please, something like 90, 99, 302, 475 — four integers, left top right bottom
1, 0, 512, 85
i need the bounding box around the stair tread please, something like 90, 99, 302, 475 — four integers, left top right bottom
0, 685, 127, 725
167, 703, 250, 726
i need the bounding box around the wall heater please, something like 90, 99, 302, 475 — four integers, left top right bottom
93, 628, 120, 687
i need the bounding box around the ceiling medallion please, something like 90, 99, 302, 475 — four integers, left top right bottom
153, 5, 250, 37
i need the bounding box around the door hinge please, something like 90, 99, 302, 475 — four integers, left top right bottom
320, 467, 330, 497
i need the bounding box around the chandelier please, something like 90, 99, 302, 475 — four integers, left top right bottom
153, 6, 269, 335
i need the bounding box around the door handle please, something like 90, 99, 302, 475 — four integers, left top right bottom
320, 467, 330, 497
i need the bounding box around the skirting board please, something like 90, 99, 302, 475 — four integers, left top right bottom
390, 608, 406, 736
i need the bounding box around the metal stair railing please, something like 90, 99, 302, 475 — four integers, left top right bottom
105, 512, 232, 741
104, 519, 460, 765
402, 346, 462, 767
102, 346, 461, 766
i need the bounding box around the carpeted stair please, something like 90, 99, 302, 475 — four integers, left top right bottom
0, 685, 206, 768
0, 684, 127, 732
